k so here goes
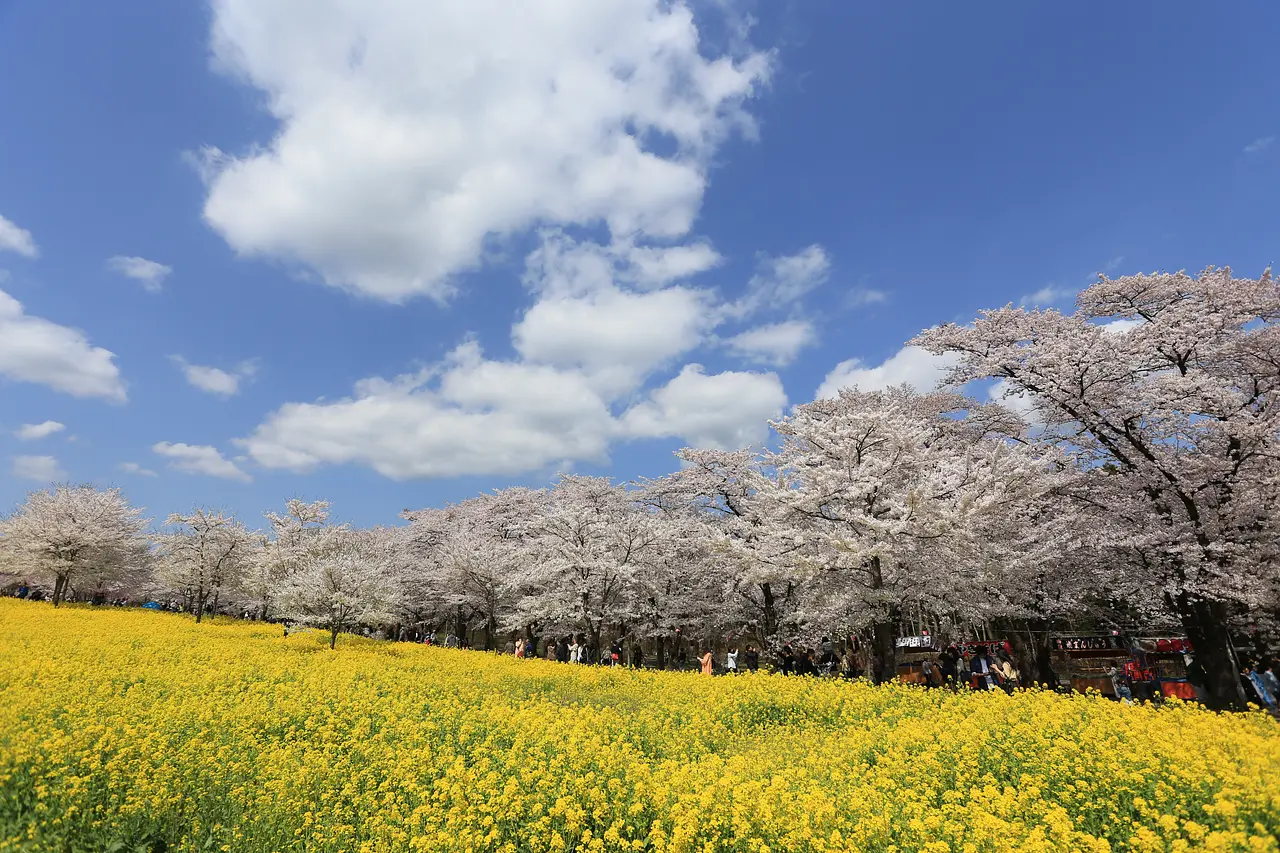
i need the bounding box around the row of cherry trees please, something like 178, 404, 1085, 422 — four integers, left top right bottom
1, 268, 1276, 709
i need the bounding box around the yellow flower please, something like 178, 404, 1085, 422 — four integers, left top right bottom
0, 599, 1277, 853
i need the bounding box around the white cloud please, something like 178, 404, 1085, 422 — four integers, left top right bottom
731, 245, 830, 316
846, 287, 887, 307
12, 455, 66, 482
1100, 317, 1143, 335
724, 319, 815, 366
621, 364, 785, 449
1100, 255, 1126, 274
624, 241, 723, 288
170, 356, 257, 397
152, 441, 252, 482
987, 379, 1041, 424
107, 256, 172, 293
118, 461, 159, 477
0, 214, 38, 258
240, 342, 618, 479
1018, 285, 1072, 308
0, 289, 126, 401
1244, 136, 1274, 155
241, 335, 785, 479
817, 346, 958, 399
514, 284, 716, 394
14, 421, 65, 441
199, 0, 770, 301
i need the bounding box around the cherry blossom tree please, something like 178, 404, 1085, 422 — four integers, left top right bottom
512, 476, 663, 654
0, 484, 150, 606
277, 527, 403, 649
914, 266, 1280, 710
640, 449, 803, 650
755, 386, 1047, 682
401, 491, 531, 650
244, 499, 338, 620
155, 508, 258, 622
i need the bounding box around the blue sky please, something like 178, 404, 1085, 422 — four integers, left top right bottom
2, 0, 1279, 528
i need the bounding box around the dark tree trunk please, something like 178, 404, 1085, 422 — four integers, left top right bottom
867, 557, 900, 684
52, 575, 66, 607
588, 624, 601, 661
330, 623, 339, 650
760, 582, 777, 638
483, 613, 496, 651
194, 586, 206, 624
1024, 619, 1056, 686
655, 635, 667, 670
452, 605, 466, 641
871, 613, 900, 684
1173, 592, 1248, 711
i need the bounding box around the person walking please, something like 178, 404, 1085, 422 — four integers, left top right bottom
1108, 666, 1133, 703
699, 649, 714, 675
1242, 660, 1276, 711
970, 646, 996, 691
1258, 660, 1280, 703
940, 645, 960, 689
780, 644, 796, 676
841, 648, 859, 679
797, 649, 818, 677
997, 653, 1019, 693
920, 658, 936, 689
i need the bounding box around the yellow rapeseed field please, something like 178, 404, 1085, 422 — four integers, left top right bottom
0, 601, 1277, 853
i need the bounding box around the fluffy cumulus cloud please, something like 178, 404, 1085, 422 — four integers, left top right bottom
817, 346, 958, 399
12, 454, 65, 482
199, 0, 770, 301
202, 3, 810, 478
242, 343, 617, 479
241, 336, 787, 479
724, 319, 815, 366
0, 214, 38, 258
621, 364, 785, 449
15, 420, 65, 441
514, 285, 716, 394
170, 356, 257, 397
0, 289, 126, 401
107, 256, 172, 292
152, 441, 252, 482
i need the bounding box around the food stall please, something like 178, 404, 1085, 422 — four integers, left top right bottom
1132, 636, 1195, 700
1050, 634, 1196, 699
1050, 634, 1132, 696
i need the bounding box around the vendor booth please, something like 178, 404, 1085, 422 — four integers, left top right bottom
1051, 634, 1195, 699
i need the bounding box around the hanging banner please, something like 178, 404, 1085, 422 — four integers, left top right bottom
1052, 636, 1124, 651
